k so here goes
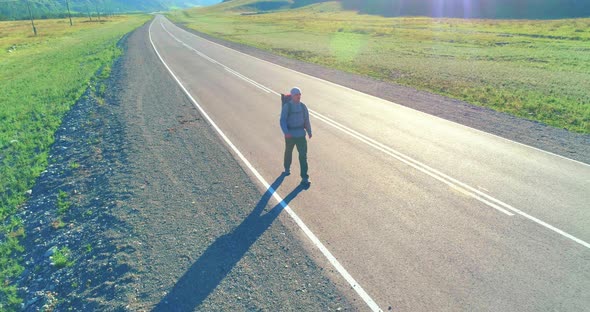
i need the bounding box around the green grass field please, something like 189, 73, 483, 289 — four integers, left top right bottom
167, 0, 590, 133
0, 15, 149, 309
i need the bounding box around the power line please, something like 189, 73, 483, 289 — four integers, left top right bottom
0, 0, 95, 17
0, 0, 53, 4
0, 0, 83, 7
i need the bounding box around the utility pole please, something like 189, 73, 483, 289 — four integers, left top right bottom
25, 0, 36, 36
86, 3, 92, 21
65, 0, 73, 26
95, 1, 101, 22
102, 0, 109, 18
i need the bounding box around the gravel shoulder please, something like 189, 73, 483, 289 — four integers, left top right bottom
173, 22, 590, 165
17, 21, 357, 311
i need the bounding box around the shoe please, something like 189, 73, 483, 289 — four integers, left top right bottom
300, 178, 311, 187
283, 169, 291, 176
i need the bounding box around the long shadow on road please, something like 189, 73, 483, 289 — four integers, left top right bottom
153, 173, 305, 311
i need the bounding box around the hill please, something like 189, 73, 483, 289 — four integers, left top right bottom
0, 0, 221, 21
340, 0, 590, 19
214, 0, 590, 19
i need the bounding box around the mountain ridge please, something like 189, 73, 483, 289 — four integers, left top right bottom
339, 0, 590, 19
216, 0, 590, 19
0, 0, 221, 20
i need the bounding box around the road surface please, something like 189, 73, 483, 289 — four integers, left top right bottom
148, 15, 590, 312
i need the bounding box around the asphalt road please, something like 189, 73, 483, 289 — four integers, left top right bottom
148, 15, 590, 311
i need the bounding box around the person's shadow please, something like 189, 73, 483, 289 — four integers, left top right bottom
153, 173, 305, 311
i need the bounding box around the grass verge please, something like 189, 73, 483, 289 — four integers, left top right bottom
167, 0, 590, 133
0, 15, 150, 310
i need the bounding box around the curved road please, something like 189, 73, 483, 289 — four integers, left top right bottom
148, 15, 589, 312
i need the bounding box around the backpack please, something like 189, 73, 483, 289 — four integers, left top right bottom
281, 93, 292, 114
281, 93, 292, 106
280, 93, 309, 129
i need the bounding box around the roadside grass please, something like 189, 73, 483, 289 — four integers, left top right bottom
56, 190, 71, 215
51, 247, 73, 269
167, 1, 590, 133
0, 15, 150, 310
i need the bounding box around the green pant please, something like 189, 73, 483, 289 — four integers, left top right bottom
284, 136, 308, 179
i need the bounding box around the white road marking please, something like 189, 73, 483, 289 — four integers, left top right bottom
165, 17, 590, 168
149, 18, 383, 312
156, 16, 590, 250
196, 51, 220, 65
310, 111, 515, 215
162, 23, 272, 93
224, 67, 273, 93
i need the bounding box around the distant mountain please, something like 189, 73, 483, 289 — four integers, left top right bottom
213, 0, 589, 19
0, 0, 221, 20
339, 0, 590, 19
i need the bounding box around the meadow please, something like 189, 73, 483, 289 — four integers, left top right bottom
0, 15, 149, 309
168, 1, 590, 133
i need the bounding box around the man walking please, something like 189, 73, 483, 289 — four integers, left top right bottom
280, 87, 312, 187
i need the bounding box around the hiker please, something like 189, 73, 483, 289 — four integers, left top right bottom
280, 87, 312, 187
